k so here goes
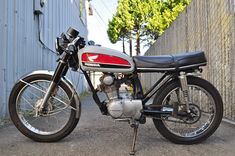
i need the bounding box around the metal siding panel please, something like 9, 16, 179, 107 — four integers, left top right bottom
0, 0, 88, 118
5, 0, 15, 118
0, 0, 8, 117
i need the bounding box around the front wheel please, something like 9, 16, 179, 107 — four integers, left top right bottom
9, 74, 80, 142
152, 76, 223, 144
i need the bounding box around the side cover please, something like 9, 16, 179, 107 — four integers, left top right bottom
78, 46, 135, 73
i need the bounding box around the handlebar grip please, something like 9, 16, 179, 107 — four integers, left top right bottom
75, 37, 86, 49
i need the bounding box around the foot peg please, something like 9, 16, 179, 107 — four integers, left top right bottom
129, 124, 138, 155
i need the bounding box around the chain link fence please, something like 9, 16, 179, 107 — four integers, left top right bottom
142, 0, 235, 121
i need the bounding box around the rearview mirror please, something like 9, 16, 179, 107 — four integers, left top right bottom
88, 40, 95, 46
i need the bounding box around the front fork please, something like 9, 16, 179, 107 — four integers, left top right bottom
178, 72, 190, 113
38, 53, 70, 113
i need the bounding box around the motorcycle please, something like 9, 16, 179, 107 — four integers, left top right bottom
9, 27, 223, 155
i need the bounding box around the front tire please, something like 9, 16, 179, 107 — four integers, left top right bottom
152, 76, 223, 144
9, 74, 80, 142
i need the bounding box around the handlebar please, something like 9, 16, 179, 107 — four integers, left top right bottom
55, 27, 86, 55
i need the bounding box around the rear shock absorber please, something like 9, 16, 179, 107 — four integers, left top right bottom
178, 72, 190, 113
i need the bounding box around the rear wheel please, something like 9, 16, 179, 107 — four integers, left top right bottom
9, 74, 80, 142
152, 76, 223, 144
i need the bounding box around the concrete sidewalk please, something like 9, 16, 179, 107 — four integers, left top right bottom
0, 95, 235, 156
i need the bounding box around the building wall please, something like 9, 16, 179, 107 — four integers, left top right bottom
0, 0, 88, 118
143, 0, 235, 121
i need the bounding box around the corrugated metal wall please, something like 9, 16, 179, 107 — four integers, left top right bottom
0, 0, 88, 118
142, 0, 235, 121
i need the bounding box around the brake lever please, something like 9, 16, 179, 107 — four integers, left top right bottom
76, 37, 86, 49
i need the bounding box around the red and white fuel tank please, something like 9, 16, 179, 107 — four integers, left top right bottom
79, 46, 135, 73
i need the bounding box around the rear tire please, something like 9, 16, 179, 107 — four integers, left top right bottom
9, 74, 80, 142
152, 76, 223, 144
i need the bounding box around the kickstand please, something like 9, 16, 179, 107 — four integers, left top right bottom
129, 124, 139, 155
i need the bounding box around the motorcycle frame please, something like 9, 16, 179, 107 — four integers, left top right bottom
46, 51, 199, 117
82, 69, 175, 114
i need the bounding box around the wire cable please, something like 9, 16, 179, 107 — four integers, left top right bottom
91, 4, 107, 26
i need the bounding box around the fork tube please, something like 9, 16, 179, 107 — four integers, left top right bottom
39, 53, 70, 111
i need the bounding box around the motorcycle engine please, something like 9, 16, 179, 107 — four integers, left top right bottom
98, 73, 142, 120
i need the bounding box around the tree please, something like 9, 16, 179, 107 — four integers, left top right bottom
145, 0, 191, 44
128, 0, 151, 55
107, 0, 190, 55
107, 0, 134, 53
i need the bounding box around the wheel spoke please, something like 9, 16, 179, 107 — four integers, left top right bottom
16, 79, 74, 135
162, 85, 216, 138
21, 96, 35, 109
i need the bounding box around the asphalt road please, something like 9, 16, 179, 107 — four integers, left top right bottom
1, 95, 235, 156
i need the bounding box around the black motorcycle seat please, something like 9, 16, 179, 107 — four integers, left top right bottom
133, 51, 207, 72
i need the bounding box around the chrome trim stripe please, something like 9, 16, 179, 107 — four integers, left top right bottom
82, 61, 131, 67
178, 63, 207, 69
136, 67, 176, 71
136, 62, 207, 71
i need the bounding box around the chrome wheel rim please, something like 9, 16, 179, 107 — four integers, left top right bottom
16, 80, 72, 135
161, 85, 216, 138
